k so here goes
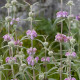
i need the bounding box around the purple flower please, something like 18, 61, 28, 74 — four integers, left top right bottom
56, 11, 68, 18
76, 15, 80, 21
71, 52, 76, 57
3, 34, 14, 41
10, 17, 20, 25
63, 11, 68, 17
26, 30, 37, 39
26, 56, 39, 66
55, 33, 68, 42
46, 57, 50, 62
27, 47, 37, 55
65, 52, 70, 56
35, 56, 39, 62
16, 18, 20, 22
41, 57, 45, 62
41, 57, 50, 62
11, 79, 17, 80
65, 52, 76, 58
64, 77, 76, 80
31, 60, 35, 66
6, 57, 16, 63
14, 40, 23, 46
27, 56, 33, 65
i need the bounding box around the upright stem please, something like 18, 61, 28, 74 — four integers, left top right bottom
68, 6, 72, 36
7, 8, 10, 33
44, 45, 47, 80
11, 65, 15, 80
60, 42, 62, 80
69, 5, 72, 79
0, 71, 1, 80
60, 0, 63, 80
30, 5, 36, 80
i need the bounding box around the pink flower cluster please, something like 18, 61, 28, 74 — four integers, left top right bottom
64, 77, 76, 80
27, 47, 37, 55
6, 57, 16, 63
10, 18, 20, 25
26, 56, 39, 66
65, 52, 76, 57
55, 33, 72, 42
56, 11, 68, 18
3, 34, 14, 41
41, 57, 50, 62
26, 30, 37, 39
14, 40, 23, 46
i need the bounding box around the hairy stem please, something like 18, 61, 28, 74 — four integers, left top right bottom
11, 65, 15, 80
0, 71, 1, 80
60, 0, 63, 80
69, 5, 72, 79
45, 46, 47, 80
30, 5, 36, 80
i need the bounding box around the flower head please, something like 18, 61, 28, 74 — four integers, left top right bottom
41, 57, 50, 62
64, 77, 76, 80
56, 11, 68, 18
55, 33, 68, 42
26, 56, 39, 66
3, 34, 14, 41
76, 15, 80, 21
10, 17, 20, 25
26, 30, 37, 39
14, 40, 23, 46
27, 47, 37, 55
6, 57, 16, 64
65, 52, 76, 57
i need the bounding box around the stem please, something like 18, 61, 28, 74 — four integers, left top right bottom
60, 0, 63, 80
30, 5, 36, 80
0, 71, 1, 80
60, 42, 62, 80
11, 65, 15, 80
68, 5, 72, 79
68, 6, 72, 36
7, 7, 10, 34
69, 59, 71, 78
45, 46, 47, 80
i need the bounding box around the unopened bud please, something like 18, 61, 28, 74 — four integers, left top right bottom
39, 73, 44, 80
29, 12, 34, 17
21, 64, 26, 69
5, 16, 12, 22
70, 38, 75, 44
0, 65, 4, 71
67, 0, 75, 6
11, 0, 17, 5
43, 42, 48, 47
27, 17, 32, 21
5, 3, 11, 8
8, 41, 14, 47
48, 51, 53, 56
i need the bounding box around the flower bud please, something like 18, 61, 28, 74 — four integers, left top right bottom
39, 73, 44, 80
67, 0, 75, 6
11, 0, 17, 5
29, 12, 34, 17
48, 51, 53, 56
5, 3, 11, 8
27, 17, 32, 21
70, 38, 75, 44
43, 42, 48, 47
8, 41, 14, 47
5, 16, 12, 22
0, 65, 4, 71
21, 64, 26, 69
67, 14, 74, 20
